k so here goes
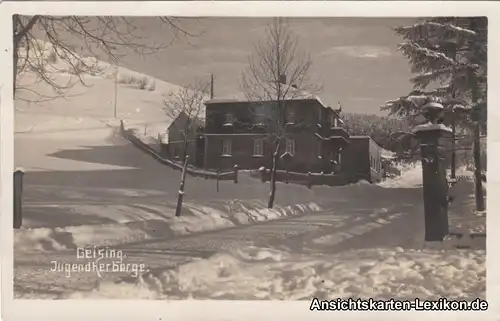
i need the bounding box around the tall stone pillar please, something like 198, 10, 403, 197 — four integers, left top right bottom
412, 102, 452, 242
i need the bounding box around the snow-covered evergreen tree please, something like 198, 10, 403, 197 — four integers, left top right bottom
382, 17, 486, 211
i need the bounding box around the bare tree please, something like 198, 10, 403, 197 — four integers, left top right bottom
163, 79, 209, 217
241, 18, 322, 209
13, 15, 203, 101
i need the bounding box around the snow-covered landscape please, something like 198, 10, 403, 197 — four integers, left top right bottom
12, 18, 486, 303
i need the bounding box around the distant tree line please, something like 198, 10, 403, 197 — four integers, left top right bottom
340, 111, 479, 169
340, 112, 413, 152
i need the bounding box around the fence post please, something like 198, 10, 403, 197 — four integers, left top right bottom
307, 172, 312, 189
216, 168, 220, 192
13, 169, 24, 229
120, 120, 124, 133
258, 167, 266, 183
233, 165, 239, 184
285, 167, 289, 184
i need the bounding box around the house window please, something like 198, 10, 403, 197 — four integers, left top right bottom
285, 138, 295, 155
286, 109, 295, 124
337, 151, 342, 166
222, 138, 232, 156
224, 113, 234, 124
253, 104, 266, 124
253, 138, 264, 156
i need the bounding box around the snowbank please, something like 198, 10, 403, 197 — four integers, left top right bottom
377, 163, 476, 189
377, 164, 423, 188
68, 245, 485, 300
124, 120, 171, 148
15, 201, 322, 253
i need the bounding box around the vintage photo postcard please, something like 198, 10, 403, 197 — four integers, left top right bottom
1, 1, 498, 321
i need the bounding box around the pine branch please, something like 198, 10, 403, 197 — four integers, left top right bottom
398, 42, 458, 73
395, 21, 476, 43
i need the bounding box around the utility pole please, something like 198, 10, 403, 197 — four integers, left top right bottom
109, 45, 119, 119
114, 58, 118, 118
210, 74, 214, 99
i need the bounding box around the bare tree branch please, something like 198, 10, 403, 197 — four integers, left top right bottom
240, 18, 322, 209
163, 79, 210, 155
13, 15, 203, 101
162, 79, 209, 217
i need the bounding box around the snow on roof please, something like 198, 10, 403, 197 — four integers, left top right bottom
204, 85, 332, 109
381, 149, 396, 159
167, 111, 205, 131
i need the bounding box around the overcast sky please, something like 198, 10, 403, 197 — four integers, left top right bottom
113, 17, 416, 115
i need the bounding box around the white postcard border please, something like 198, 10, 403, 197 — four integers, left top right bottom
1, 1, 499, 321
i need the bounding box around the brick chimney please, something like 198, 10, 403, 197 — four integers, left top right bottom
279, 74, 287, 85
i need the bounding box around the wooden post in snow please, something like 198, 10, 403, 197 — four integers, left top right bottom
13, 169, 24, 229
233, 165, 239, 184
216, 168, 220, 192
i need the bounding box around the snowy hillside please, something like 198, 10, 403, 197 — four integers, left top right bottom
15, 40, 180, 144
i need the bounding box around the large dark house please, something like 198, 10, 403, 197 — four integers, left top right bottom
202, 94, 349, 173
165, 90, 385, 183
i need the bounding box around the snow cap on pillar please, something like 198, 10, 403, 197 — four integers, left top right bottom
412, 100, 452, 134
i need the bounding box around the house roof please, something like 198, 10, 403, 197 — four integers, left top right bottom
167, 111, 205, 131
204, 85, 337, 111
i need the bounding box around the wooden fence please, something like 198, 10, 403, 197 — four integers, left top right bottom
249, 169, 358, 188
120, 121, 238, 182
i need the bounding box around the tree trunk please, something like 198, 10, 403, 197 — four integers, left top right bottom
175, 155, 189, 217
469, 18, 486, 213
175, 138, 190, 217
473, 120, 485, 212
450, 115, 456, 179
267, 142, 280, 209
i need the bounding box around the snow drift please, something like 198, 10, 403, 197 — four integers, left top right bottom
15, 201, 322, 253
68, 245, 485, 300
